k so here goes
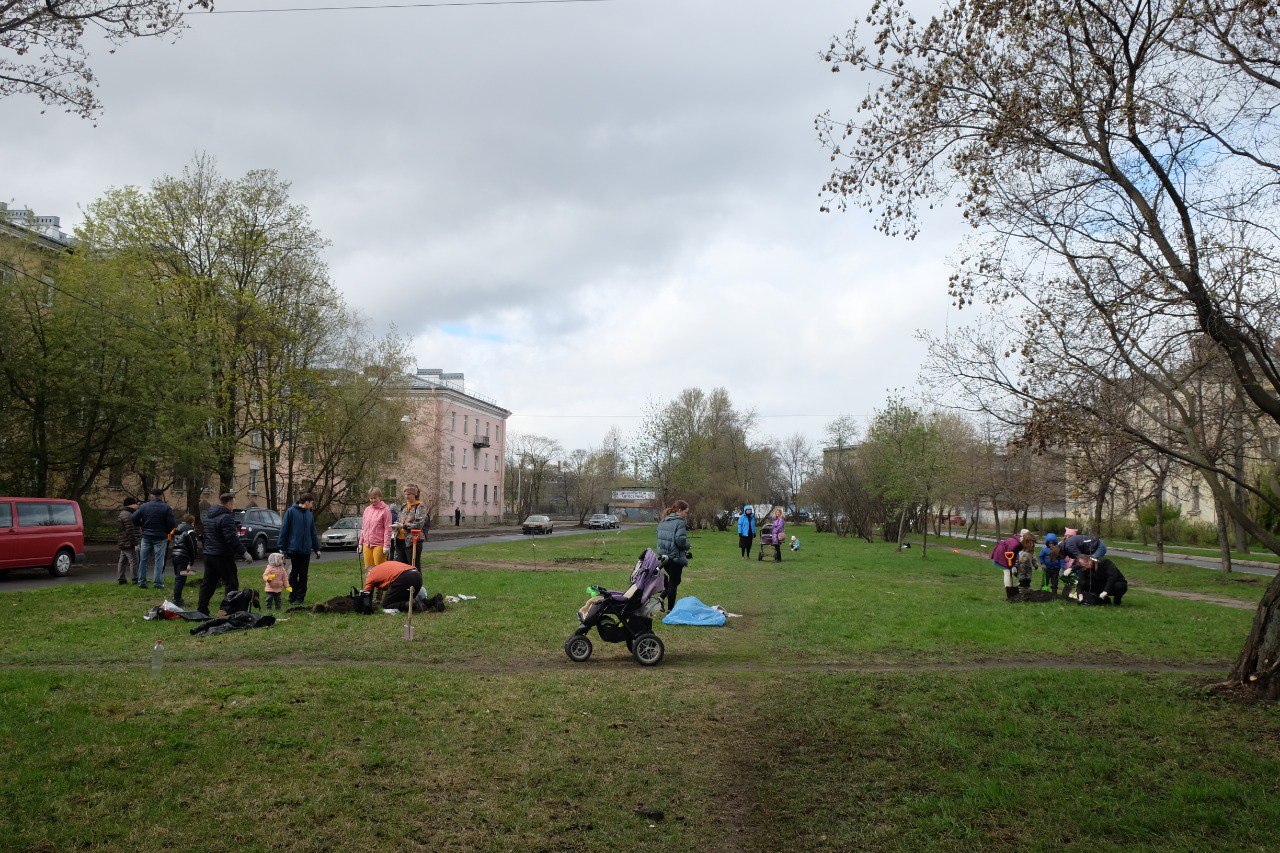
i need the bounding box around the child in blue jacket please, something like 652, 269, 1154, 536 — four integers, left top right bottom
1039, 532, 1065, 595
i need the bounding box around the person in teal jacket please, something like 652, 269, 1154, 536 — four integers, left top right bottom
736, 505, 757, 558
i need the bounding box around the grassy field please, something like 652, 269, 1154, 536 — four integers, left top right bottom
2, 528, 1278, 851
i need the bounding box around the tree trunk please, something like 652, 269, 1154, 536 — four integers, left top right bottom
1215, 499, 1233, 574
921, 493, 929, 558
1153, 486, 1165, 566
992, 499, 1001, 539
1224, 574, 1280, 701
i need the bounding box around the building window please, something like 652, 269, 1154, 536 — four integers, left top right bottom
450, 446, 455, 466
462, 449, 468, 468
472, 483, 477, 503
485, 421, 490, 437
464, 415, 469, 435
250, 430, 262, 449
108, 464, 124, 490
484, 454, 489, 471
248, 469, 259, 495
494, 486, 500, 507
496, 425, 501, 444
1191, 484, 1201, 513
302, 445, 314, 465
484, 484, 489, 504
448, 481, 454, 501
451, 411, 456, 431
461, 482, 467, 504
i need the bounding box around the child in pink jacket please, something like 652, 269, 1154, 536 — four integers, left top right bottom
262, 553, 288, 611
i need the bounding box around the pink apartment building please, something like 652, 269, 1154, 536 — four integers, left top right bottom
399, 369, 511, 526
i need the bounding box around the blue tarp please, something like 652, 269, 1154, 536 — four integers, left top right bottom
662, 596, 726, 627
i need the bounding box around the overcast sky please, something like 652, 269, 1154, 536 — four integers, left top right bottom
0, 0, 965, 454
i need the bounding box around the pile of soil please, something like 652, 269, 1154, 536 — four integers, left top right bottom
554, 557, 604, 565
1009, 589, 1060, 603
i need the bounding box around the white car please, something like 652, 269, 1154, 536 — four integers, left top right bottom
587, 514, 613, 529
321, 516, 362, 550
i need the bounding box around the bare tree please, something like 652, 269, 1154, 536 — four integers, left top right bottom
1, 1, 212, 119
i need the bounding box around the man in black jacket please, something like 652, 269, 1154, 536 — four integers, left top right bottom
198, 493, 250, 616
131, 488, 176, 590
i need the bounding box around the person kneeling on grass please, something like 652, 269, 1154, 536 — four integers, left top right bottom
363, 560, 423, 611
1074, 553, 1128, 606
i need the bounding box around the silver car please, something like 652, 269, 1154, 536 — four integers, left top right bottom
587, 514, 612, 529
321, 516, 362, 550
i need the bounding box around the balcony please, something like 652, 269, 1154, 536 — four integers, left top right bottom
472, 435, 490, 449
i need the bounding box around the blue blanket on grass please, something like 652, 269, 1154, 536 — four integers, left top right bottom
662, 596, 726, 627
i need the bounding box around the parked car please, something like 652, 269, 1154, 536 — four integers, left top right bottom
234, 507, 282, 560
606, 514, 620, 528
587, 514, 613, 529
321, 516, 362, 550
0, 497, 84, 577
522, 515, 554, 535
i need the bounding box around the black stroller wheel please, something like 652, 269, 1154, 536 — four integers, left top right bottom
565, 634, 593, 662
631, 632, 664, 666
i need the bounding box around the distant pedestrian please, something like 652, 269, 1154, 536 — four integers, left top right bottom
657, 499, 692, 610
769, 507, 785, 563
116, 497, 141, 585
198, 492, 249, 616
359, 487, 393, 570
736, 505, 756, 559
170, 513, 199, 608
277, 492, 321, 605
131, 488, 176, 590
262, 553, 288, 611
454, 506, 462, 527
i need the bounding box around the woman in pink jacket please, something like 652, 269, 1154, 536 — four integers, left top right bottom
359, 487, 393, 570
769, 508, 785, 563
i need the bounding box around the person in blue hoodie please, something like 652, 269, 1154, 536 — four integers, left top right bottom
736, 505, 757, 558
1039, 532, 1065, 595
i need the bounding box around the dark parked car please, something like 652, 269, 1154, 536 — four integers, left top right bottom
234, 507, 282, 560
321, 516, 362, 550
606, 514, 620, 528
522, 515, 554, 535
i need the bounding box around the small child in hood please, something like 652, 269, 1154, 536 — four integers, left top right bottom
1015, 539, 1037, 589
262, 553, 289, 611
790, 535, 800, 552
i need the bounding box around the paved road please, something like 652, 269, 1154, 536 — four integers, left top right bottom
0, 525, 632, 593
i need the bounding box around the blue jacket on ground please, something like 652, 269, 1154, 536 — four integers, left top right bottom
131, 498, 176, 540
277, 503, 320, 554
736, 507, 756, 537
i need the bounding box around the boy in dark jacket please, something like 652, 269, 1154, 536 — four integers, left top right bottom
198, 493, 250, 616
1039, 532, 1065, 594
170, 513, 199, 608
116, 498, 140, 585
131, 488, 176, 590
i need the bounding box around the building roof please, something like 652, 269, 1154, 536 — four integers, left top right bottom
407, 368, 511, 418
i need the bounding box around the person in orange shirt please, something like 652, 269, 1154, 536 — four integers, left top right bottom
363, 560, 422, 610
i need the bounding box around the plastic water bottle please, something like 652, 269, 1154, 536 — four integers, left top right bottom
150, 639, 164, 677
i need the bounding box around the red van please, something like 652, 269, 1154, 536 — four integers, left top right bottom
0, 497, 85, 577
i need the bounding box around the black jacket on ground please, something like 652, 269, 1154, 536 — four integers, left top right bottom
131, 499, 176, 540
202, 504, 247, 558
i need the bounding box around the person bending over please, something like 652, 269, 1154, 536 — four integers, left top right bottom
364, 560, 423, 611
1074, 553, 1128, 606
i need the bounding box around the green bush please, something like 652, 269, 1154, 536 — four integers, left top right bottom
1176, 519, 1221, 547
1032, 517, 1084, 535
1138, 500, 1182, 530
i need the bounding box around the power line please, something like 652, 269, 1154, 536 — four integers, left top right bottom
202, 0, 619, 14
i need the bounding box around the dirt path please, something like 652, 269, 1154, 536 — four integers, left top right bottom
1129, 583, 1257, 610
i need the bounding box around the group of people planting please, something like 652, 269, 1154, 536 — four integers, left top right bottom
991, 528, 1129, 605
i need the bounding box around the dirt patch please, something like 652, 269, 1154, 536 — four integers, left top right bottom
552, 557, 604, 565
1129, 583, 1257, 610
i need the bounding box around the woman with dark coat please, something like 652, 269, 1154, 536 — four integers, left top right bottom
656, 500, 692, 610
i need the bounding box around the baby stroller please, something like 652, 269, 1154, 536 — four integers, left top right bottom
565, 548, 668, 666
757, 530, 779, 560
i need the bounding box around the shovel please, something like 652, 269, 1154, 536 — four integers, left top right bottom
404, 584, 415, 641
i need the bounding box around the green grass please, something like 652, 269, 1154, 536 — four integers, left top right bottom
2, 529, 1278, 851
